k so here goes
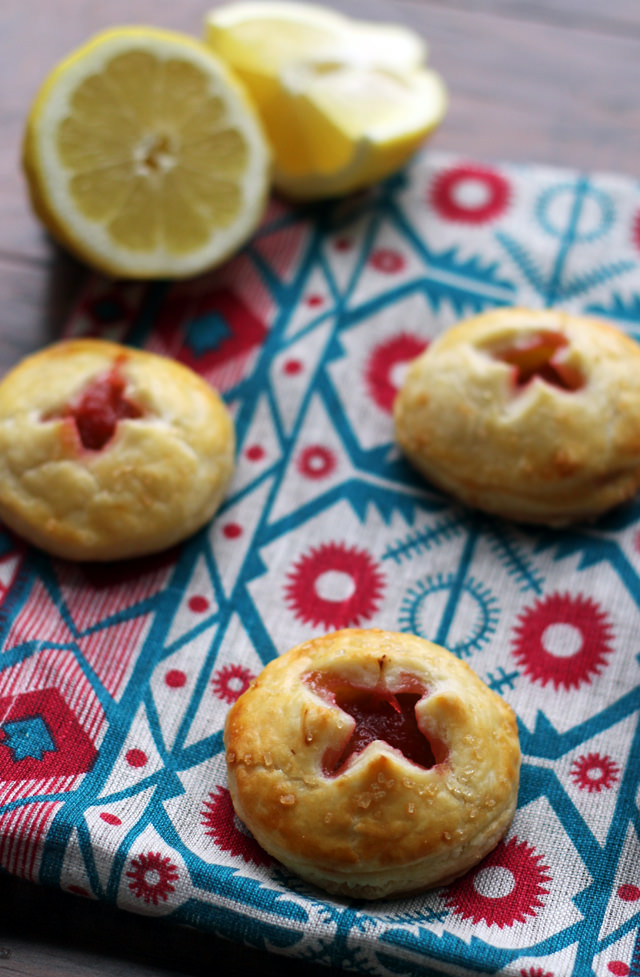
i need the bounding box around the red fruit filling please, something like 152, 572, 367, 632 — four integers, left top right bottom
305, 672, 445, 777
490, 331, 584, 392
52, 365, 143, 451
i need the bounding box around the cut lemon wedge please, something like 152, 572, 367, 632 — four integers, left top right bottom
205, 1, 427, 78
204, 1, 447, 200
22, 27, 270, 279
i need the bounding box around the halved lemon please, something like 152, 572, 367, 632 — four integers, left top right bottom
22, 26, 270, 279
204, 1, 447, 200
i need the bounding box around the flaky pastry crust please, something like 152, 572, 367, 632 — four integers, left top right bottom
224, 629, 520, 900
0, 338, 235, 560
393, 307, 640, 526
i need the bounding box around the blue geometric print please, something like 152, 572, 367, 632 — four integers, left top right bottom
2, 716, 55, 762
1, 150, 640, 976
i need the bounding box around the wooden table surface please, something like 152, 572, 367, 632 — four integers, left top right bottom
1, 0, 640, 974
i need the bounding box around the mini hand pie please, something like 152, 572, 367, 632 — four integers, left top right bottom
394, 307, 640, 526
0, 338, 235, 560
225, 628, 520, 900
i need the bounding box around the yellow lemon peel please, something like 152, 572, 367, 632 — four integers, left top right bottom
204, 1, 447, 200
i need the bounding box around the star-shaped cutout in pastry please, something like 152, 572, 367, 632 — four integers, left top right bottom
491, 331, 584, 391
48, 363, 144, 450
308, 675, 442, 777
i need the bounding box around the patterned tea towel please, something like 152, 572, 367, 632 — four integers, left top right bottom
1, 149, 640, 977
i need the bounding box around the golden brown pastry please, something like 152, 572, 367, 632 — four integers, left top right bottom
224, 628, 520, 900
393, 307, 640, 526
0, 338, 235, 560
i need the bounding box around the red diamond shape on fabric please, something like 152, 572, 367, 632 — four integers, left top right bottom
155, 286, 268, 384
180, 288, 267, 372
0, 688, 98, 783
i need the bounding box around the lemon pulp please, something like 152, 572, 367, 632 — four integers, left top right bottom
23, 27, 270, 278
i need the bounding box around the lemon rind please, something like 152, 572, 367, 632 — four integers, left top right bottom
202, 2, 444, 202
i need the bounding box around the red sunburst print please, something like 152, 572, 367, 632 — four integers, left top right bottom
284, 542, 385, 630
570, 752, 620, 792
126, 851, 179, 905
364, 333, 429, 413
511, 593, 614, 690
430, 164, 511, 224
202, 786, 271, 867
296, 445, 337, 480
444, 836, 551, 928
211, 664, 255, 704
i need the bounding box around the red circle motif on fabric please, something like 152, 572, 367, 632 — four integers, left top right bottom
430, 164, 511, 224
125, 749, 148, 768
608, 963, 630, 976
165, 669, 187, 688
369, 248, 406, 274
284, 541, 385, 629
444, 836, 551, 928
618, 884, 640, 902
296, 445, 337, 480
283, 359, 303, 375
511, 593, 614, 690
246, 444, 265, 462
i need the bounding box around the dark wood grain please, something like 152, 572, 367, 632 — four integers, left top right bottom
4, 0, 640, 266
1, 1, 640, 974
0, 253, 85, 364
422, 0, 640, 35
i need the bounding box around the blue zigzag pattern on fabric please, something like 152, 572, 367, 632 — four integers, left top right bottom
1, 154, 640, 976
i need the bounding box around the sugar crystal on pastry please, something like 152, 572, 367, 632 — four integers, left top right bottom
393, 307, 640, 526
224, 628, 520, 900
0, 338, 235, 561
